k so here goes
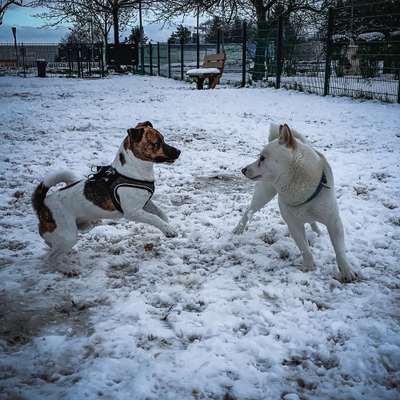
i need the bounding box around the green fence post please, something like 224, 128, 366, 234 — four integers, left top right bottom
168, 41, 171, 78
276, 15, 283, 89
180, 39, 184, 80
324, 8, 334, 96
242, 21, 247, 87
157, 42, 161, 75
149, 42, 153, 76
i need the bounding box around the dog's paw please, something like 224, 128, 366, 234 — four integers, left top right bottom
164, 226, 178, 238
338, 269, 359, 284
299, 262, 316, 272
233, 223, 245, 235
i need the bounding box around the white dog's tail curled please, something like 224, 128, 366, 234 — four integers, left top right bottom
42, 170, 78, 188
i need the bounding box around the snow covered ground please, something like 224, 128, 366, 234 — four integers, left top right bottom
0, 75, 399, 400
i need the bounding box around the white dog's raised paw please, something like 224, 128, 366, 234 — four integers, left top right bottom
164, 227, 178, 238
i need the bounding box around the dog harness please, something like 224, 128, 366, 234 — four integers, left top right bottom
87, 165, 155, 213
291, 171, 330, 207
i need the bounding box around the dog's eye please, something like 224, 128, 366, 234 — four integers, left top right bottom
153, 142, 161, 150
260, 155, 265, 162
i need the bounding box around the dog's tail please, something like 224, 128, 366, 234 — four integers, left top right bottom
269, 123, 307, 144
32, 170, 78, 227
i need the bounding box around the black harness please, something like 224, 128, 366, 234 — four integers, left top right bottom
292, 171, 330, 207
88, 165, 155, 213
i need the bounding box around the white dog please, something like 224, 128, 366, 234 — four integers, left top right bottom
235, 123, 357, 283
32, 121, 180, 254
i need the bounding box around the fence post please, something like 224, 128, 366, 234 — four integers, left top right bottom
88, 44, 92, 76
21, 44, 26, 78
275, 15, 283, 89
397, 76, 400, 104
67, 46, 71, 77
77, 45, 82, 78
168, 41, 171, 78
157, 42, 161, 76
196, 28, 200, 68
180, 39, 184, 80
242, 21, 247, 87
140, 43, 145, 74
149, 42, 153, 76
100, 45, 105, 77
217, 28, 221, 53
324, 8, 334, 96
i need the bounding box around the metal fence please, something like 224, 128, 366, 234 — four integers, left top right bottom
139, 40, 249, 87
0, 42, 105, 78
1, 1, 399, 103
138, 2, 400, 103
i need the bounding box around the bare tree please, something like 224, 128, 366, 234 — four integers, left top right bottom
34, 1, 128, 48
0, 0, 32, 25
92, 0, 138, 45
34, 0, 151, 45
155, 0, 333, 80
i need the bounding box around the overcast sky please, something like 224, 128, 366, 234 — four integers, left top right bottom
0, 5, 199, 43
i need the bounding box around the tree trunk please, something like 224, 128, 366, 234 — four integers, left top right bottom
112, 7, 120, 46
252, 0, 267, 81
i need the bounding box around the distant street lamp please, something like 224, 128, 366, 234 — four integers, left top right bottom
11, 26, 19, 70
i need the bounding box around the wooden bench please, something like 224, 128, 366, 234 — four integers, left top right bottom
186, 53, 226, 90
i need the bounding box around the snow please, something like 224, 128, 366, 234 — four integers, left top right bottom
0, 75, 400, 400
357, 32, 386, 42
186, 67, 221, 76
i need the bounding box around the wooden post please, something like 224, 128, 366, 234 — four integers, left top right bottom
217, 28, 221, 53
324, 8, 334, 96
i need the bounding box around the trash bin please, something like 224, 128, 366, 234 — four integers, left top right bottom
36, 59, 47, 78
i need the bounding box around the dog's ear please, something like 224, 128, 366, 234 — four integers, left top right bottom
136, 121, 153, 128
279, 124, 296, 149
127, 127, 144, 143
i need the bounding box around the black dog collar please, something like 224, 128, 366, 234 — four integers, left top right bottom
291, 171, 330, 207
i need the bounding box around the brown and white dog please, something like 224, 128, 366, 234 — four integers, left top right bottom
32, 121, 180, 254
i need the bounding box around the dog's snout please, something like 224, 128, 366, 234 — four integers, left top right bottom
175, 148, 181, 158
241, 167, 247, 175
